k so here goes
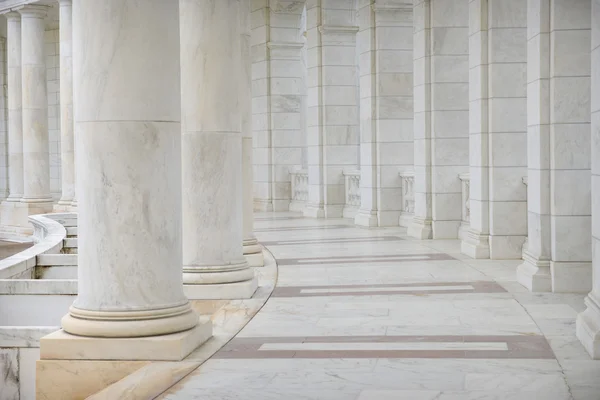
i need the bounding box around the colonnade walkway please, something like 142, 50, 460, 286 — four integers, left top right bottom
161, 212, 600, 400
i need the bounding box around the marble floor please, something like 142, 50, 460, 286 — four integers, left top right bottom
161, 212, 600, 400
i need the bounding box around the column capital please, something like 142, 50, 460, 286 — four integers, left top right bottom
3, 11, 21, 20
17, 4, 49, 18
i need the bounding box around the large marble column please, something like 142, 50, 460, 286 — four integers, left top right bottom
19, 5, 53, 214
355, 0, 414, 227
577, 0, 600, 359
61, 0, 202, 338
461, 0, 528, 259
56, 0, 75, 210
5, 12, 22, 204
518, 0, 592, 293
409, 0, 470, 239
0, 12, 26, 232
242, 0, 264, 267
304, 0, 360, 218
180, 0, 257, 299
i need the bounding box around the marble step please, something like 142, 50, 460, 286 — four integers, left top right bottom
36, 254, 77, 266
35, 265, 77, 279
66, 226, 78, 236
63, 238, 78, 248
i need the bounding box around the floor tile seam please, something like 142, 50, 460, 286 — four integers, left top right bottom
514, 296, 575, 398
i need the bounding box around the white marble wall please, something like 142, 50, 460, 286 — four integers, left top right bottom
518, 0, 592, 293
576, 0, 600, 359
355, 0, 413, 227
462, 0, 527, 259
251, 0, 306, 212
304, 0, 360, 218
409, 0, 470, 239
45, 28, 61, 201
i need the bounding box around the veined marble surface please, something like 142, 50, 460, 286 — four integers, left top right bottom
159, 212, 600, 400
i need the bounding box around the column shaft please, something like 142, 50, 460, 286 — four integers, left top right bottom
242, 0, 264, 267
5, 13, 22, 202
577, 0, 600, 359
57, 0, 75, 208
355, 0, 414, 227
518, 0, 592, 292
462, 0, 528, 259
180, 0, 257, 299
409, 0, 470, 239
62, 0, 198, 337
19, 5, 52, 210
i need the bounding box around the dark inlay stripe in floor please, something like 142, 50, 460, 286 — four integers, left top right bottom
254, 225, 351, 232
260, 236, 404, 246
270, 281, 506, 297
213, 334, 554, 360
275, 253, 455, 266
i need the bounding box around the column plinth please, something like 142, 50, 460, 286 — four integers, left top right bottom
180, 0, 257, 300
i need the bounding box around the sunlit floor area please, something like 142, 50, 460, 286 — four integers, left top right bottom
160, 212, 600, 400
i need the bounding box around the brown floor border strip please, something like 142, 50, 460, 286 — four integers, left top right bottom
276, 253, 455, 266
271, 281, 506, 297
212, 349, 555, 360
260, 236, 405, 246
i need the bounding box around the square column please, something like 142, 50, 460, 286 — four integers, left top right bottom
462, 0, 528, 259
409, 0, 470, 239
577, 0, 600, 359
251, 0, 307, 212
517, 0, 592, 292
355, 1, 414, 227
304, 0, 360, 218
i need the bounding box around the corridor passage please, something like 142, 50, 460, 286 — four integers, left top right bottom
162, 212, 600, 400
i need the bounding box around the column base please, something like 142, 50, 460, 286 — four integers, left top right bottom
0, 200, 32, 235
183, 260, 255, 284
61, 302, 200, 338
253, 199, 273, 212
289, 200, 306, 213
303, 204, 325, 218
408, 217, 432, 239
54, 197, 74, 212
576, 293, 600, 359
461, 230, 490, 259
489, 235, 527, 260
516, 251, 552, 292
354, 209, 378, 227
37, 321, 212, 399
550, 261, 592, 293
243, 238, 264, 267
184, 275, 258, 299
21, 199, 54, 215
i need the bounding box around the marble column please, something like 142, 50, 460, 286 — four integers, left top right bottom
355, 0, 414, 227
0, 12, 26, 232
4, 12, 22, 204
61, 0, 200, 338
180, 0, 257, 299
304, 0, 360, 218
19, 5, 53, 214
409, 0, 470, 239
242, 0, 264, 267
461, 0, 528, 259
517, 0, 592, 293
252, 0, 306, 212
577, 0, 600, 359
56, 0, 75, 210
